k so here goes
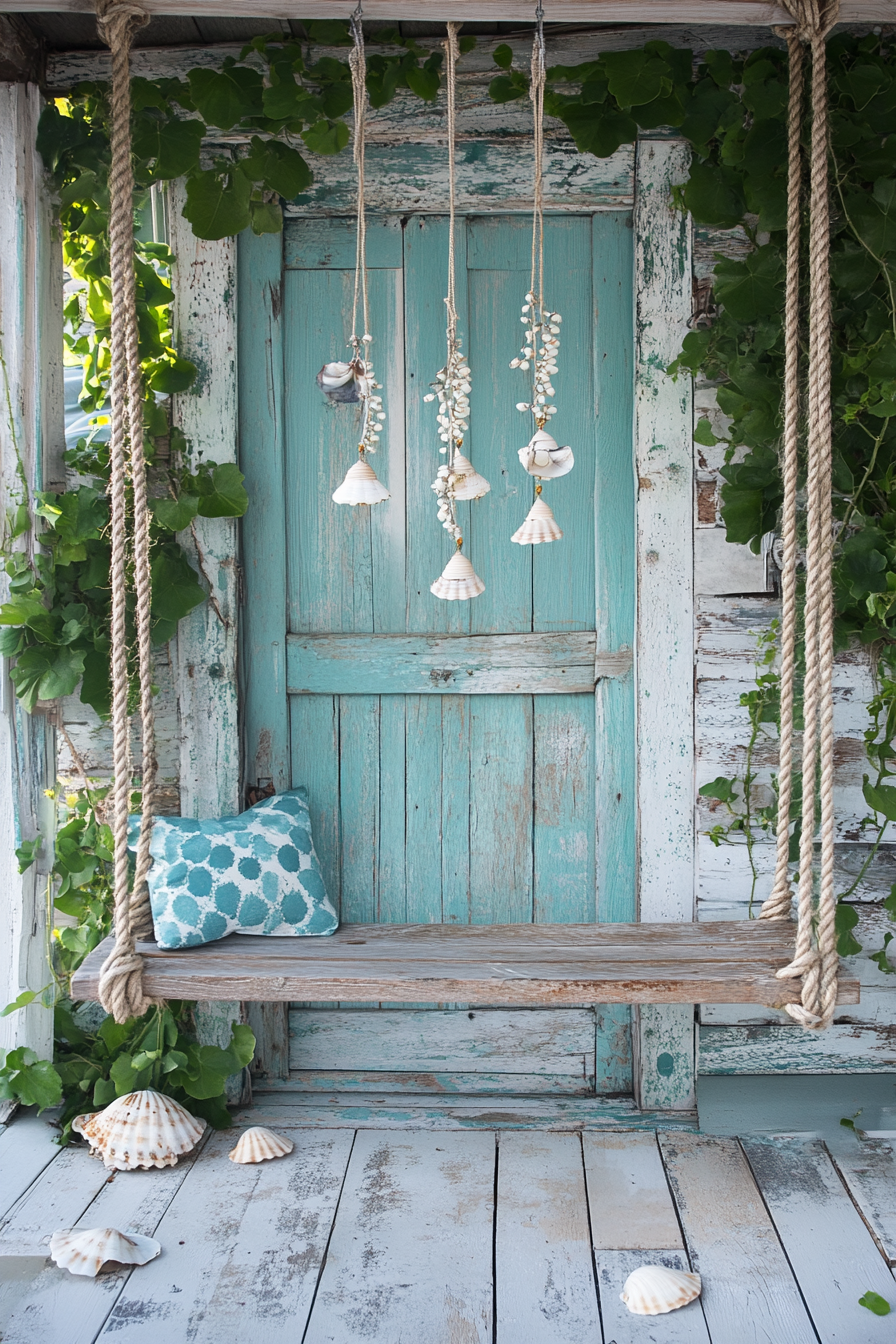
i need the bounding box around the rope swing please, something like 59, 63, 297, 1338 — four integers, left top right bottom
759, 0, 841, 1030
94, 0, 160, 1024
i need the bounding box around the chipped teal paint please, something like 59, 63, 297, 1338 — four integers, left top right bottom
241, 212, 635, 1092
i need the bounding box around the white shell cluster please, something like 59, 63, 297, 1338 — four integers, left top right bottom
228, 1126, 294, 1164
318, 359, 363, 403
518, 428, 574, 480
511, 291, 561, 421
332, 456, 390, 506
423, 348, 471, 452
49, 1226, 161, 1278
511, 495, 562, 545
431, 550, 485, 601
72, 1090, 205, 1171
620, 1264, 702, 1316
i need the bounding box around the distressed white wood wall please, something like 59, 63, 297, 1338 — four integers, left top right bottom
0, 82, 62, 1064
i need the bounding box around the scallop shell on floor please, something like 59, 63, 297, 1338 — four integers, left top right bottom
72, 1090, 205, 1171
451, 452, 491, 501
518, 428, 574, 480
620, 1264, 702, 1315
430, 550, 485, 601
317, 360, 362, 402
49, 1227, 161, 1278
229, 1126, 294, 1164
511, 496, 563, 545
332, 457, 390, 505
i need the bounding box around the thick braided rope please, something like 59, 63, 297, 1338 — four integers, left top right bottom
95, 0, 161, 1023
764, 0, 840, 1027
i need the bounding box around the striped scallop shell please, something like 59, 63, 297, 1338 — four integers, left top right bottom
511, 496, 563, 545
332, 458, 390, 506
49, 1226, 161, 1277
228, 1126, 294, 1164
72, 1090, 205, 1171
430, 550, 485, 602
620, 1264, 702, 1315
518, 428, 574, 480
450, 452, 491, 501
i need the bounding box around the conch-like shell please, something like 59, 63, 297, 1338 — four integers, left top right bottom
332, 457, 390, 506
518, 428, 574, 480
430, 550, 485, 602
451, 452, 491, 502
49, 1227, 161, 1277
317, 360, 364, 403
72, 1090, 205, 1171
511, 496, 563, 545
620, 1264, 702, 1316
228, 1126, 294, 1164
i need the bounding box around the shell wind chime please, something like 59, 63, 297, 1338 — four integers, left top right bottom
426, 23, 489, 601
511, 4, 571, 546
327, 6, 390, 508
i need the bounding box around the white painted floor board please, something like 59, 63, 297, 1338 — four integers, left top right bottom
829, 1138, 896, 1267
0, 1144, 119, 1255
303, 1129, 496, 1344
95, 1127, 354, 1343
743, 1138, 896, 1343
0, 1114, 61, 1221
597, 1250, 712, 1344
495, 1131, 600, 1343
658, 1133, 818, 1344
584, 1131, 684, 1250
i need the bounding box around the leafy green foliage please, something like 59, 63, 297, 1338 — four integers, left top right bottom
0, 1047, 63, 1112
859, 1291, 891, 1316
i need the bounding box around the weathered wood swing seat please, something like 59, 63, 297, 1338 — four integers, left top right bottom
73, 922, 860, 1008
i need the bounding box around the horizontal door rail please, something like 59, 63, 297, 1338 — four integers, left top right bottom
286, 632, 631, 695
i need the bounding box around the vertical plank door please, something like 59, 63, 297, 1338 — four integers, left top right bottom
240, 212, 635, 1095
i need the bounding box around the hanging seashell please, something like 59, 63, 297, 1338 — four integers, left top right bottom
450, 452, 491, 502
49, 1226, 161, 1278
72, 1090, 205, 1171
317, 360, 362, 403
332, 457, 390, 506
511, 495, 563, 546
518, 428, 574, 480
430, 550, 485, 602
228, 1126, 294, 1164
620, 1264, 702, 1316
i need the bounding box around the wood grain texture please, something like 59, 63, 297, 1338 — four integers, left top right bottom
584, 1130, 684, 1249
71, 924, 861, 1006
698, 1023, 896, 1073
287, 632, 629, 694
95, 1127, 353, 1343
0, 1113, 60, 1222
303, 1130, 495, 1344
495, 1131, 601, 1343
658, 1132, 818, 1344
829, 1138, 896, 1267
742, 1137, 896, 1343
596, 1249, 712, 1344
0, 1144, 125, 1257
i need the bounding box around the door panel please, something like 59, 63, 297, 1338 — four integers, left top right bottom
242, 211, 635, 1093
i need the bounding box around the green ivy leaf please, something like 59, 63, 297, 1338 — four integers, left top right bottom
713, 247, 784, 322
847, 177, 896, 255
148, 357, 198, 395
835, 902, 862, 957
132, 114, 205, 180
405, 63, 441, 102
557, 103, 638, 158
869, 931, 895, 974
182, 167, 252, 240
488, 74, 528, 104
150, 548, 206, 628
150, 495, 200, 532
250, 200, 283, 235
188, 63, 264, 130
682, 160, 747, 228
241, 137, 312, 199
699, 776, 738, 803
493, 43, 514, 70
602, 51, 670, 107
0, 1049, 63, 1111
306, 19, 352, 45
10, 646, 86, 713
301, 119, 350, 156
863, 780, 896, 820
191, 463, 250, 518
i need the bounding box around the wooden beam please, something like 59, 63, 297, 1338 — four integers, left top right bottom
0, 15, 42, 83
3, 1, 892, 24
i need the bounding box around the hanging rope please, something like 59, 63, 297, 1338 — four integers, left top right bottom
443, 21, 463, 504
529, 3, 546, 322
94, 0, 161, 1024
759, 0, 841, 1030
349, 3, 370, 352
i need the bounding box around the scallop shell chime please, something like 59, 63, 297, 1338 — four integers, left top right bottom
511, 492, 563, 545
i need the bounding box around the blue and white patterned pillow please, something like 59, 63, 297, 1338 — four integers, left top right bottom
129, 788, 338, 950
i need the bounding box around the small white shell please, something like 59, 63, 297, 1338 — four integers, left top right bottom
318, 360, 363, 402
72, 1090, 205, 1171
450, 452, 491, 502
332, 458, 390, 506
431, 550, 485, 602
511, 496, 563, 546
49, 1227, 161, 1278
620, 1264, 702, 1316
518, 428, 574, 480
228, 1126, 294, 1164
319, 360, 354, 388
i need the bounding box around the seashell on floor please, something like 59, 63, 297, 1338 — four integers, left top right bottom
72, 1090, 205, 1171
620, 1263, 702, 1315
229, 1127, 295, 1164
49, 1227, 161, 1278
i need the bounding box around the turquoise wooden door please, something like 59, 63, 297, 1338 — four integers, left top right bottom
240, 211, 635, 1096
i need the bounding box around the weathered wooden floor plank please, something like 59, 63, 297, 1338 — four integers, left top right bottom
495, 1132, 601, 1343
584, 1131, 684, 1250
0, 1139, 206, 1344
303, 1130, 495, 1344
596, 1250, 711, 1344
0, 1145, 120, 1256
658, 1133, 818, 1344
95, 1127, 353, 1343
829, 1138, 896, 1267
0, 1114, 61, 1222
743, 1138, 896, 1342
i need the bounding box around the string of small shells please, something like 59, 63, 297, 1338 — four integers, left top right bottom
329, 2, 389, 508
426, 23, 488, 601
511, 3, 571, 548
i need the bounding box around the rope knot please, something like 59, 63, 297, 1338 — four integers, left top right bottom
95, 0, 149, 49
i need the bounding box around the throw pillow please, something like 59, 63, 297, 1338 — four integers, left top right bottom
130, 788, 337, 950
